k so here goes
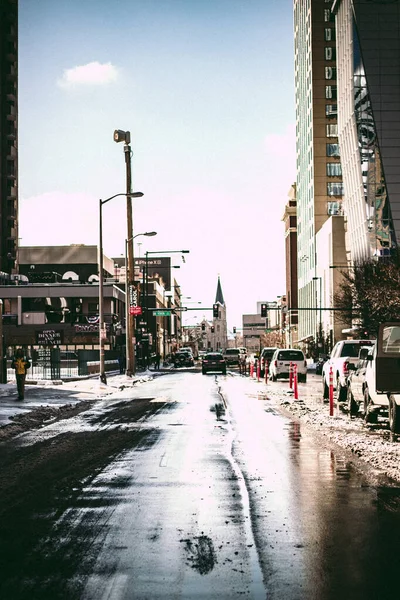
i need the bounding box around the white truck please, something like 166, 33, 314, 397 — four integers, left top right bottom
322, 339, 375, 401
362, 322, 400, 433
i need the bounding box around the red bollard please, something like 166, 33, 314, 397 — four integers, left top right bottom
329, 366, 334, 416
265, 360, 269, 384
293, 364, 299, 400
250, 362, 254, 378
289, 362, 293, 389
257, 361, 260, 381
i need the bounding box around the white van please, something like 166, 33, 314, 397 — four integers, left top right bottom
269, 348, 307, 383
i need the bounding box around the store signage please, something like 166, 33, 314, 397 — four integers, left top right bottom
36, 329, 63, 346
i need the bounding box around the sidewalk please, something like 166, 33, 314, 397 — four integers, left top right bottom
0, 371, 156, 430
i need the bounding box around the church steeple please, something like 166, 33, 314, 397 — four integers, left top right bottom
215, 276, 225, 306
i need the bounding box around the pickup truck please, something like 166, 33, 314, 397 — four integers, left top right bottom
223, 348, 241, 366
363, 322, 400, 432
322, 339, 374, 401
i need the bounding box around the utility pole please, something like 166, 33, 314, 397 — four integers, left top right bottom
124, 141, 135, 376
114, 129, 139, 377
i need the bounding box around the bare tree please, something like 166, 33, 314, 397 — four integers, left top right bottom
333, 254, 400, 337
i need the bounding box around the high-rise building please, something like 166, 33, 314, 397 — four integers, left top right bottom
0, 0, 18, 278
333, 0, 400, 260
281, 184, 298, 347
294, 0, 344, 348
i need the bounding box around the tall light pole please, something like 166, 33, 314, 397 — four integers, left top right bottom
99, 192, 143, 384
312, 276, 323, 354
114, 128, 142, 376
124, 231, 157, 373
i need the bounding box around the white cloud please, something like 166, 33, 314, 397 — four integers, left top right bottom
57, 61, 118, 89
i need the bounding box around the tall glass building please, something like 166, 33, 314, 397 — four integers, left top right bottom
333, 0, 400, 261
0, 0, 18, 278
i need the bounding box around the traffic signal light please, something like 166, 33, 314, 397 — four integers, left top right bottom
211, 326, 215, 333
201, 323, 206, 331
233, 327, 236, 333
261, 303, 267, 318
213, 303, 219, 318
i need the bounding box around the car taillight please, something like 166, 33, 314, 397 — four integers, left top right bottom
274, 360, 277, 367
343, 361, 349, 374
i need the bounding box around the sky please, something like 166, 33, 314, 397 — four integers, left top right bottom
18, 0, 295, 332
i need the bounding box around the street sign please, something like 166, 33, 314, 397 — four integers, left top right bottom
154, 310, 171, 316
130, 306, 142, 316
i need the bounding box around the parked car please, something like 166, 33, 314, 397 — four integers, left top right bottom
259, 347, 279, 376
346, 345, 376, 417
269, 348, 308, 382
202, 352, 227, 375
322, 339, 375, 401
173, 351, 194, 368
345, 323, 400, 433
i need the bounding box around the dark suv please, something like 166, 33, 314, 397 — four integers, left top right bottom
202, 353, 227, 375
174, 351, 194, 368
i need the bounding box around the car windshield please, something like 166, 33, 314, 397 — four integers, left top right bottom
340, 342, 373, 358
206, 354, 223, 360
277, 350, 304, 361
225, 349, 240, 355
262, 349, 276, 358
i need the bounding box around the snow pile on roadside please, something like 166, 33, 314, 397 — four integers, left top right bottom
278, 393, 400, 485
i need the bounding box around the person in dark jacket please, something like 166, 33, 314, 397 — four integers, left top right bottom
11, 348, 31, 400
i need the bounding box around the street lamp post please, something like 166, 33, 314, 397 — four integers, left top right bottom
99, 192, 143, 384
124, 231, 157, 373
312, 276, 323, 354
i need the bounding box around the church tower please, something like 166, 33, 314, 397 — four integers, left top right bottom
212, 276, 227, 351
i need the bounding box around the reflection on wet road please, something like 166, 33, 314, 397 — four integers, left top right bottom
1, 372, 400, 599
221, 376, 400, 600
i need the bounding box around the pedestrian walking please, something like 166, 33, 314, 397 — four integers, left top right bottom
11, 348, 31, 400
154, 352, 161, 370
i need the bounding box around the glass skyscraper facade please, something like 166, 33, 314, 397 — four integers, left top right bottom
334, 0, 400, 260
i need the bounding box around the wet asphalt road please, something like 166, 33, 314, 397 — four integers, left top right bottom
0, 371, 400, 599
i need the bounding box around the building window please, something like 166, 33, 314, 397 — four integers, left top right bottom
326, 123, 338, 137
325, 28, 332, 41
327, 201, 343, 215
327, 163, 342, 176
324, 9, 331, 22
325, 47, 336, 61
325, 85, 337, 100
325, 66, 336, 80
327, 182, 344, 196
327, 143, 340, 157
326, 104, 337, 118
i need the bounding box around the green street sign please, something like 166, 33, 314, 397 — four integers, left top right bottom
154, 310, 171, 316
